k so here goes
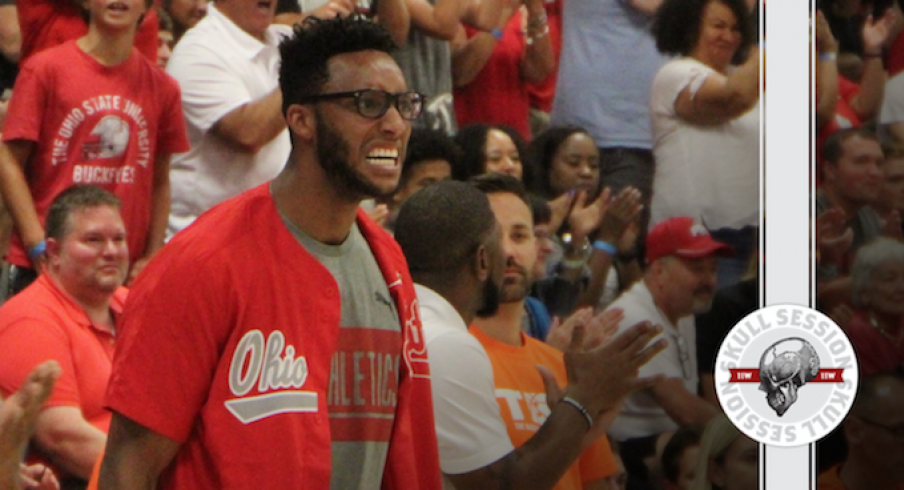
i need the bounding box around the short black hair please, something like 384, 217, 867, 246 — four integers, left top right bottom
661, 425, 704, 484
529, 125, 595, 199
653, 0, 755, 64
823, 127, 881, 166
399, 128, 460, 189
469, 173, 531, 209
395, 180, 497, 277
45, 185, 121, 241
453, 123, 535, 187
278, 15, 397, 115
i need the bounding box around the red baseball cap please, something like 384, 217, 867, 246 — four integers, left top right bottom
645, 217, 734, 263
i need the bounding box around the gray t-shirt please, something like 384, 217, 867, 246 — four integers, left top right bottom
281, 215, 401, 490
392, 1, 457, 135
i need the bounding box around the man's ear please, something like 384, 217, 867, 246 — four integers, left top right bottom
286, 104, 317, 142
45, 238, 61, 265
475, 244, 490, 282
822, 161, 837, 184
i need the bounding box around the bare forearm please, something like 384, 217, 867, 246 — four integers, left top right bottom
815, 58, 838, 130
376, 0, 411, 47
462, 0, 505, 32
430, 0, 468, 40
0, 141, 42, 254
451, 29, 497, 87
850, 58, 885, 120
521, 31, 554, 83
450, 403, 590, 490
576, 251, 615, 309
143, 156, 171, 259
627, 0, 664, 16
211, 88, 285, 154
0, 6, 20, 63
723, 50, 760, 111
38, 427, 106, 479
98, 414, 181, 490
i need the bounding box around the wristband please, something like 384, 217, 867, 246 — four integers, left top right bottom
28, 240, 46, 262
490, 28, 503, 40
817, 52, 837, 62
562, 257, 588, 270
561, 397, 593, 430
592, 239, 618, 256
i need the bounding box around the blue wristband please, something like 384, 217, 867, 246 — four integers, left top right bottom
490, 28, 503, 40
28, 240, 46, 262
592, 239, 617, 256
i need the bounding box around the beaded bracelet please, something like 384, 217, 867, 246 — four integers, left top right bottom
562, 397, 593, 430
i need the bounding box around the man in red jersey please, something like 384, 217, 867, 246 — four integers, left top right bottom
97, 16, 441, 490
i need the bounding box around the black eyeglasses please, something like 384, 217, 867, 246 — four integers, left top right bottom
298, 89, 425, 120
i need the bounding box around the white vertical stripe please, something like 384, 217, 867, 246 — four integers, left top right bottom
764, 0, 814, 487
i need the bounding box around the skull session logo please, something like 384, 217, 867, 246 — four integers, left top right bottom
715, 305, 859, 447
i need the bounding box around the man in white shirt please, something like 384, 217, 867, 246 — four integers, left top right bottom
395, 179, 667, 489
165, 0, 292, 238
607, 216, 731, 443
603, 216, 731, 489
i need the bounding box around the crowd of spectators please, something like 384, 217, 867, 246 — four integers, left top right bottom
814, 0, 904, 485
2, 0, 896, 489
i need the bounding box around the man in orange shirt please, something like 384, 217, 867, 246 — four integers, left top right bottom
0, 185, 128, 488
396, 177, 665, 489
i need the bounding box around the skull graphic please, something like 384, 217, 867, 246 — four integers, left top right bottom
758, 338, 820, 417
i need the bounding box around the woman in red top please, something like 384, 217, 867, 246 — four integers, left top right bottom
451, 0, 555, 140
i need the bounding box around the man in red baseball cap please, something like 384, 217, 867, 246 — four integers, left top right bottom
601, 217, 733, 488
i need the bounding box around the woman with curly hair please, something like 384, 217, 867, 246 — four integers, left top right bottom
650, 0, 760, 288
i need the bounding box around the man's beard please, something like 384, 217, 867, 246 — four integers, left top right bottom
691, 288, 715, 314
316, 113, 395, 199
475, 276, 501, 318
499, 264, 532, 303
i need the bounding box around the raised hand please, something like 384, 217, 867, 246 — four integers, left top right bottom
817, 208, 853, 266
862, 8, 896, 53
562, 320, 667, 417
567, 188, 611, 241
545, 307, 593, 352
596, 186, 642, 243
0, 361, 60, 490
548, 191, 576, 235
585, 307, 624, 349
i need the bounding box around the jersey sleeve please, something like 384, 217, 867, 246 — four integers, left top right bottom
425, 329, 514, 475
0, 318, 81, 409
105, 248, 235, 443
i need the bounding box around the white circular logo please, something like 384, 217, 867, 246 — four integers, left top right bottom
714, 304, 859, 447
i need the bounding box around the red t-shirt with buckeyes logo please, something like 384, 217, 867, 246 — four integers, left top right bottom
3, 41, 188, 267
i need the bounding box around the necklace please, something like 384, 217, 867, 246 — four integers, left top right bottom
868, 312, 904, 348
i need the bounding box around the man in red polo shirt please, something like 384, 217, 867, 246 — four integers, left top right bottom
0, 185, 128, 488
